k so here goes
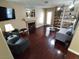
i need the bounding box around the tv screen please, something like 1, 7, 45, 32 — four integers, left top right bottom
0, 6, 15, 21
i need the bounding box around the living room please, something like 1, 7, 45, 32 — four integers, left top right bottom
0, 0, 79, 59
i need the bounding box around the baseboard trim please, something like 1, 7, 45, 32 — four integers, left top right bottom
68, 48, 79, 56
36, 25, 44, 28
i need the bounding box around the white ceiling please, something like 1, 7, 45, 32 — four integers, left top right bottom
7, 0, 74, 8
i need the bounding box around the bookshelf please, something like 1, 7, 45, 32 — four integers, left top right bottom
61, 7, 76, 28
53, 7, 62, 28
53, 6, 76, 28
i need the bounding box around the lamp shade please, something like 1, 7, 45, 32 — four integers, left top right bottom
5, 24, 14, 32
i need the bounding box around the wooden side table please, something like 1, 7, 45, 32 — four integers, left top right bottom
19, 28, 29, 37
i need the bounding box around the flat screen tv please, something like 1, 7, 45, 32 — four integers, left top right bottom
0, 6, 15, 21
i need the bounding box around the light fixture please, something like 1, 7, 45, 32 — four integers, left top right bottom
26, 10, 31, 18
69, 0, 75, 9
57, 7, 61, 11
74, 0, 79, 5
5, 24, 14, 32
69, 4, 74, 9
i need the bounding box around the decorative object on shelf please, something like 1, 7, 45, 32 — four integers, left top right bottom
26, 10, 31, 18
30, 9, 35, 17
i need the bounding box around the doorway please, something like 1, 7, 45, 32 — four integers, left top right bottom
46, 11, 52, 25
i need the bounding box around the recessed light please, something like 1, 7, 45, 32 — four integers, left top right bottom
69, 4, 74, 9
57, 7, 61, 11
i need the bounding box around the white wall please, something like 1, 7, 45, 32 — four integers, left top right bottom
0, 28, 14, 59
0, 0, 26, 30
68, 3, 79, 55
35, 8, 44, 28
68, 24, 79, 55
0, 0, 45, 29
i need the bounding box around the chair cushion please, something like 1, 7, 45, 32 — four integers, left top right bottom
56, 33, 71, 43
15, 39, 23, 44
66, 31, 72, 36
7, 35, 19, 44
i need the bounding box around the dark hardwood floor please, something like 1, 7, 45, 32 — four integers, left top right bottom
14, 26, 79, 59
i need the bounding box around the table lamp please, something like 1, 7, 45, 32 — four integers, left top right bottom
5, 24, 14, 32
5, 24, 15, 37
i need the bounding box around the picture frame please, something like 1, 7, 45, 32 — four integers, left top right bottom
26, 9, 35, 17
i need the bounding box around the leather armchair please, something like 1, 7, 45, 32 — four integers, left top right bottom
7, 35, 29, 54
